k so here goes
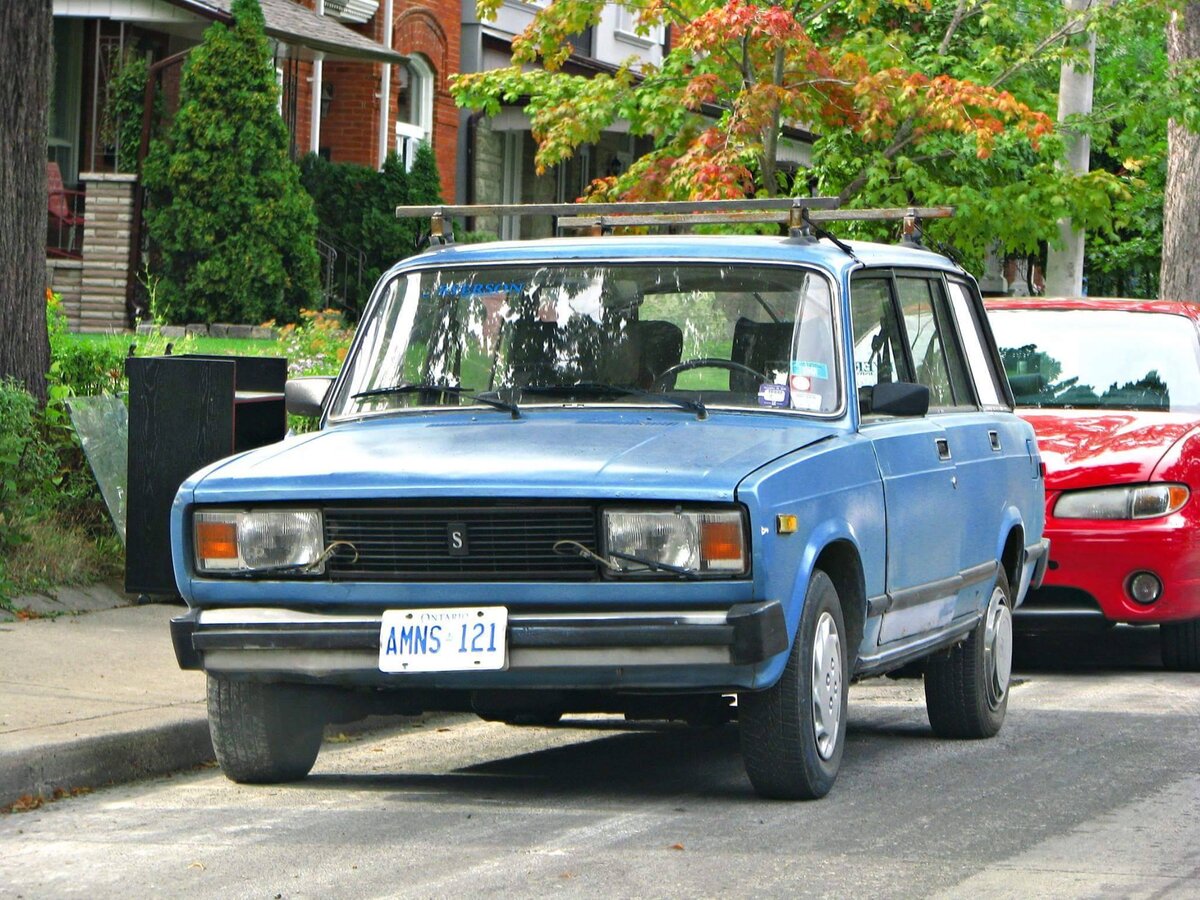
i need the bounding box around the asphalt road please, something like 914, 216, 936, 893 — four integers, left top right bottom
2, 627, 1199, 899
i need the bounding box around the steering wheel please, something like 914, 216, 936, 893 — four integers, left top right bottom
652, 357, 767, 390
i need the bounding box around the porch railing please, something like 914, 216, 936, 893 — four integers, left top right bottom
316, 232, 367, 316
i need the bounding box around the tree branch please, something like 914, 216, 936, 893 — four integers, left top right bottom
837, 120, 917, 204
989, 0, 1117, 89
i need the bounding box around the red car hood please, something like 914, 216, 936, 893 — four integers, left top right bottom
1017, 409, 1200, 490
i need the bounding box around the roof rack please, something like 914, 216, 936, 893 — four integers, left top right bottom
394, 199, 954, 246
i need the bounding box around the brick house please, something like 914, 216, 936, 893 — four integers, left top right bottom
48, 0, 460, 331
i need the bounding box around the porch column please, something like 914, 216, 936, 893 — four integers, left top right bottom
79, 173, 137, 333
310, 51, 324, 155
378, 0, 394, 166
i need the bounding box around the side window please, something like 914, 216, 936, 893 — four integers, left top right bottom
895, 276, 972, 408
946, 279, 1004, 407
850, 277, 910, 389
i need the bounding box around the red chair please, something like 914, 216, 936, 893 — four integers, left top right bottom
47, 161, 85, 258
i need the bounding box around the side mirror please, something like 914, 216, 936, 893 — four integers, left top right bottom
860, 381, 930, 417
285, 376, 334, 418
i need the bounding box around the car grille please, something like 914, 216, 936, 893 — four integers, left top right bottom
322, 503, 600, 581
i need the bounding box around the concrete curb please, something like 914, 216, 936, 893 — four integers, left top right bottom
0, 718, 214, 808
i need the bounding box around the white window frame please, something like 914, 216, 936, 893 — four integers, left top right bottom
615, 4, 664, 46
395, 55, 435, 171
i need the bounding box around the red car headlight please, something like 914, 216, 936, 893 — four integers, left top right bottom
1053, 484, 1190, 520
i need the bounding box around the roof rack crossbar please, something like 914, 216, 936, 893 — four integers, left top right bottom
553, 205, 954, 230
393, 197, 846, 219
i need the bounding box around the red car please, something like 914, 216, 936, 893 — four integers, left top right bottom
985, 297, 1200, 671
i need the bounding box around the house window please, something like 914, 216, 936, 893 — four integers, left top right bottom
50, 19, 83, 184
615, 5, 664, 45
395, 55, 434, 170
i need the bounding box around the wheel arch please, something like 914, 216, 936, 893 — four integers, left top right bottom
1000, 522, 1025, 597
813, 539, 867, 664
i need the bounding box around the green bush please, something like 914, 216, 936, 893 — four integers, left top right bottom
300, 142, 443, 318
0, 381, 59, 568
103, 50, 159, 175
143, 0, 319, 326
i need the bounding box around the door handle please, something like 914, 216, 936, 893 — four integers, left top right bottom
936, 438, 952, 460
989, 430, 1002, 451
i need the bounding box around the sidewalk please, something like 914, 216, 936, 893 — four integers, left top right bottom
0, 588, 211, 808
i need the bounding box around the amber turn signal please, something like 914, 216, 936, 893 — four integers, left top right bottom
701, 519, 744, 570
196, 520, 238, 561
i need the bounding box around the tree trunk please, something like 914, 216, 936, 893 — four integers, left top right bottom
0, 0, 53, 403
1044, 0, 1095, 297
1161, 2, 1200, 301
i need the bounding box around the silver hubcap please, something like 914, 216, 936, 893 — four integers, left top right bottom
811, 611, 842, 760
983, 585, 1013, 709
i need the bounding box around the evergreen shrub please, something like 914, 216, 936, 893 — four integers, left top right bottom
300, 142, 442, 318
143, 0, 319, 326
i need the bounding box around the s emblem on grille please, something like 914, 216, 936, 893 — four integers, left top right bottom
447, 522, 469, 556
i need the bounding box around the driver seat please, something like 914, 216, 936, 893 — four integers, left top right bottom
731, 318, 794, 393
633, 320, 684, 390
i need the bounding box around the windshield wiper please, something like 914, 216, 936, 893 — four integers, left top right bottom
519, 382, 707, 420
352, 382, 520, 419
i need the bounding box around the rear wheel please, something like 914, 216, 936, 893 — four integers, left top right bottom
739, 570, 847, 800
924, 570, 1013, 739
207, 676, 325, 784
1160, 619, 1200, 671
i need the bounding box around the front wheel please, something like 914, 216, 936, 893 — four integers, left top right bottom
739, 570, 848, 800
207, 676, 326, 784
924, 570, 1013, 739
1160, 619, 1200, 671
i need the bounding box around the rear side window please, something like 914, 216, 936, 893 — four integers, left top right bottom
850, 278, 911, 389
896, 276, 973, 409
946, 279, 1004, 407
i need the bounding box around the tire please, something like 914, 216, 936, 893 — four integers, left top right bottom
739, 570, 848, 800
924, 569, 1014, 739
207, 675, 325, 784
1161, 619, 1200, 671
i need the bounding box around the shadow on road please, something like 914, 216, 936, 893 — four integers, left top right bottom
310, 725, 758, 801
1014, 622, 1163, 673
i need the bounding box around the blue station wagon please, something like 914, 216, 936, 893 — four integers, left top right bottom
170, 201, 1047, 799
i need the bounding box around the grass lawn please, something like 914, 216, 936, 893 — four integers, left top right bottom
70, 332, 285, 358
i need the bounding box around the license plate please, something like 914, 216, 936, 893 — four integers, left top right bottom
379, 606, 508, 673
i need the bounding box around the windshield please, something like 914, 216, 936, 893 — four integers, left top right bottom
989, 308, 1200, 412
328, 263, 839, 420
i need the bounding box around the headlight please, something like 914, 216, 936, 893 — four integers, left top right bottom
603, 509, 747, 576
1053, 484, 1190, 520
194, 509, 324, 574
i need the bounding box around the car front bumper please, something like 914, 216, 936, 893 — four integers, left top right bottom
1019, 518, 1200, 624
171, 600, 788, 691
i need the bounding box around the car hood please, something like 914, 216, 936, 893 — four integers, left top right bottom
1017, 408, 1200, 490
189, 410, 839, 503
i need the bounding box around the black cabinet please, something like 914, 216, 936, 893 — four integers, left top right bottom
125, 355, 288, 596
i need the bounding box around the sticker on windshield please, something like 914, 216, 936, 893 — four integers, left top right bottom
792, 360, 829, 380
758, 383, 790, 408
790, 391, 823, 411
430, 280, 526, 299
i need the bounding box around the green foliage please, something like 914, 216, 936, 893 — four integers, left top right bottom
300, 144, 443, 316
454, 0, 1160, 267
103, 50, 158, 174
143, 0, 319, 326
0, 380, 60, 588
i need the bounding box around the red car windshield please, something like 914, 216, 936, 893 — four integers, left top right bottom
989, 308, 1200, 412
